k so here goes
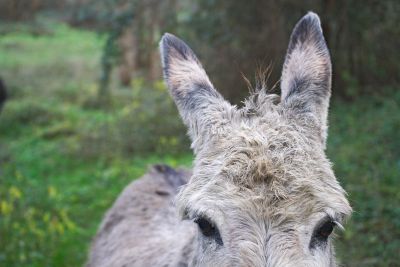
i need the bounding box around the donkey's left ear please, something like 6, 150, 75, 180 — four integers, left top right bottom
281, 12, 332, 144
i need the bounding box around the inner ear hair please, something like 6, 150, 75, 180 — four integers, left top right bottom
280, 12, 332, 145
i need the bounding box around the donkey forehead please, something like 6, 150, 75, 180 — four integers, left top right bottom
203, 113, 327, 186
182, 121, 350, 220
181, 172, 350, 228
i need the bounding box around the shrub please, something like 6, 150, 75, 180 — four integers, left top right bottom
76, 80, 190, 159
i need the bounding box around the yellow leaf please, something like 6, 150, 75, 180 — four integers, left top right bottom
9, 186, 22, 199
48, 186, 57, 198
1, 200, 13, 215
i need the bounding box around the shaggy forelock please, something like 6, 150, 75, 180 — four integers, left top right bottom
178, 88, 350, 213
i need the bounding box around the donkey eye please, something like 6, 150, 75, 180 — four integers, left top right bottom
317, 221, 336, 239
310, 219, 337, 249
194, 217, 223, 246
195, 217, 215, 237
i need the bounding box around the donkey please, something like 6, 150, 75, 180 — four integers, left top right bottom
87, 12, 352, 267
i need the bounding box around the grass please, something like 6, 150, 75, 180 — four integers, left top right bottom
0, 20, 399, 267
329, 94, 400, 266
0, 21, 192, 267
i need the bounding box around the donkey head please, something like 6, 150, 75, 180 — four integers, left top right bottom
160, 12, 351, 267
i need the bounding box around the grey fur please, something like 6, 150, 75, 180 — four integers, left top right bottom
281, 12, 332, 145
87, 12, 351, 267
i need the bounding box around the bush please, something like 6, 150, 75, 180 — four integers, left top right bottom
76, 80, 190, 160
328, 91, 400, 266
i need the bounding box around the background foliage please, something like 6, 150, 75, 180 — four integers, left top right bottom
0, 1, 399, 267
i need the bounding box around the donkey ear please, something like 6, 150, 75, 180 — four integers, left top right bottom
160, 33, 232, 151
281, 12, 332, 143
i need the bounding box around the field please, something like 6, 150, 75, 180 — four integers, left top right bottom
0, 21, 399, 267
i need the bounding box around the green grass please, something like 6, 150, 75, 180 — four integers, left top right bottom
329, 94, 400, 266
0, 21, 399, 267
0, 21, 192, 267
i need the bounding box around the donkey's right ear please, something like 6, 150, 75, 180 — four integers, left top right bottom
160, 33, 232, 151
280, 12, 332, 145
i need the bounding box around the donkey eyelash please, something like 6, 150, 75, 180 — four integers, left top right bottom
323, 212, 344, 229
333, 220, 345, 231
192, 213, 213, 224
